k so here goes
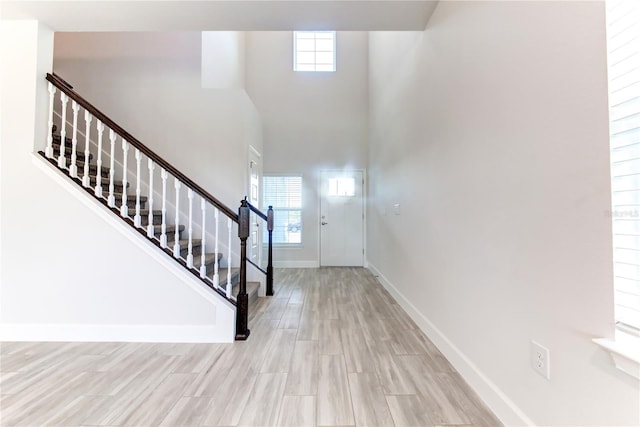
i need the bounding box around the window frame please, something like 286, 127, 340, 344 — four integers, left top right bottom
293, 31, 336, 72
606, 0, 640, 334
263, 175, 303, 247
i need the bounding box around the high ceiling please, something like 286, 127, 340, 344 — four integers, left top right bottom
0, 1, 439, 31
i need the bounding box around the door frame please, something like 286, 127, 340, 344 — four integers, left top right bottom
248, 145, 265, 295
317, 168, 367, 267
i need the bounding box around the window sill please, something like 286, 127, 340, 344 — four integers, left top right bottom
593, 329, 640, 379
266, 244, 304, 250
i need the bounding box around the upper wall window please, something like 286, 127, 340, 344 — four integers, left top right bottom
293, 31, 336, 72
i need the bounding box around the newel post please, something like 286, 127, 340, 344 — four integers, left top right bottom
267, 205, 274, 296
236, 199, 251, 340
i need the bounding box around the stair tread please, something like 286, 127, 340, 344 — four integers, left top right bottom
159, 224, 185, 233
52, 140, 93, 160
136, 209, 162, 216
111, 192, 147, 201
193, 252, 224, 266
92, 176, 129, 188
178, 238, 202, 248
130, 210, 166, 220
67, 161, 109, 177
237, 281, 260, 299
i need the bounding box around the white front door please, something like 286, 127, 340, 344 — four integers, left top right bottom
248, 147, 262, 268
320, 170, 364, 267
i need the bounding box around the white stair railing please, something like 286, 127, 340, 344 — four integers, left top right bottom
82, 111, 92, 188
108, 130, 116, 207
147, 159, 155, 238
69, 101, 79, 177
44, 74, 260, 340
95, 120, 104, 198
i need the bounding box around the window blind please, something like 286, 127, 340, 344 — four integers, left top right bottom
263, 176, 302, 245
607, 0, 640, 330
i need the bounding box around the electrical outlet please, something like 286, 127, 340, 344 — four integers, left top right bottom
531, 340, 551, 380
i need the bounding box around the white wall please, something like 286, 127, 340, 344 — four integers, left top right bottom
53, 32, 262, 210
202, 31, 246, 89
0, 21, 235, 343
368, 2, 639, 426
245, 31, 369, 266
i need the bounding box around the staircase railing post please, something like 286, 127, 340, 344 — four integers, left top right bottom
267, 205, 274, 296
236, 199, 251, 340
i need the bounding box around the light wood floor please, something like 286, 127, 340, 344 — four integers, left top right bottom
0, 268, 502, 427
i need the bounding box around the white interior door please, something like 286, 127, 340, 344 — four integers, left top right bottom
320, 170, 364, 267
248, 147, 262, 268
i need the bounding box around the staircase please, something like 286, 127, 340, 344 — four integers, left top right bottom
40, 73, 272, 340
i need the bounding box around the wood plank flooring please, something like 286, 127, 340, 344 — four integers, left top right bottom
0, 268, 503, 427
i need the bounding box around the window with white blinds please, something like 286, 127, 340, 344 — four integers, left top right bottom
263, 176, 302, 245
607, 0, 640, 331
293, 31, 336, 72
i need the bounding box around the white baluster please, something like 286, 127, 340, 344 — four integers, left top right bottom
95, 120, 104, 198
120, 139, 129, 217
213, 208, 220, 288
186, 189, 194, 268
45, 83, 56, 158
134, 149, 142, 227
200, 199, 207, 278
147, 160, 155, 238
107, 130, 116, 207
160, 169, 168, 247
69, 101, 80, 177
57, 93, 68, 169
82, 111, 92, 187
173, 179, 182, 258
226, 218, 232, 299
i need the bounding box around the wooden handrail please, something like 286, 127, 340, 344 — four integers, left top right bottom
246, 201, 268, 221
46, 73, 238, 222
247, 259, 267, 275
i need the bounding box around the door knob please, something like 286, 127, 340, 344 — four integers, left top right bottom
321, 221, 328, 225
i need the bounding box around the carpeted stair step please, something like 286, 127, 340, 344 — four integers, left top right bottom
52, 139, 93, 161
52, 134, 71, 145
111, 192, 147, 210
193, 252, 224, 275
158, 238, 205, 258
213, 267, 241, 290
178, 239, 204, 258
135, 210, 163, 226
89, 175, 128, 192
71, 160, 110, 179
153, 223, 184, 240
238, 281, 260, 306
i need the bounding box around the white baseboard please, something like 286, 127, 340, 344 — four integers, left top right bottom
273, 260, 319, 268
0, 323, 234, 343
367, 263, 535, 427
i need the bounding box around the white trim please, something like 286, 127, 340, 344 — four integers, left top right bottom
593, 330, 640, 379
0, 323, 232, 343
273, 260, 318, 268
367, 262, 535, 427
